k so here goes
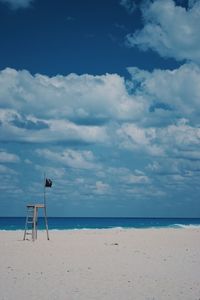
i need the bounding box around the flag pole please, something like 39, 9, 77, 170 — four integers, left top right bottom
43, 172, 49, 240
44, 172, 46, 207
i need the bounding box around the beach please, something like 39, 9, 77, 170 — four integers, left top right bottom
0, 228, 200, 300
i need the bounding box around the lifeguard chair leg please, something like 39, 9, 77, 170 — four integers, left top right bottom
44, 206, 50, 240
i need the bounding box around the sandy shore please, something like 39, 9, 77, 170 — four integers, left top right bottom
0, 228, 200, 300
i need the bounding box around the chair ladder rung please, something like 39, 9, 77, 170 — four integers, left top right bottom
23, 204, 49, 241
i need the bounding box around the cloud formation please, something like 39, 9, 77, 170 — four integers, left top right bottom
118, 119, 200, 161
119, 0, 137, 14
0, 0, 33, 9
95, 181, 111, 195
3, 63, 200, 146
1, 0, 200, 216
1, 0, 200, 215
127, 63, 200, 125
0, 68, 144, 123
126, 0, 200, 63
36, 148, 98, 170
1, 63, 200, 184
0, 150, 20, 163
0, 68, 146, 144
0, 109, 108, 144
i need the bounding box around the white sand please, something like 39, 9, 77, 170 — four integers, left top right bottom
0, 228, 200, 300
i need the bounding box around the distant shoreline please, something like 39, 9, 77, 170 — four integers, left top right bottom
0, 216, 200, 230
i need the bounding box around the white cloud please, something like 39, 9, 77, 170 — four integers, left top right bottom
24, 159, 32, 164
125, 184, 166, 199
1, 64, 200, 208
0, 68, 144, 122
35, 165, 66, 179
0, 109, 108, 144
117, 123, 164, 156
188, 0, 199, 8
127, 63, 200, 124
126, 0, 200, 63
0, 150, 20, 163
147, 160, 180, 175
75, 177, 85, 184
0, 0, 33, 9
125, 171, 150, 184
117, 119, 200, 164
0, 164, 17, 174
0, 68, 147, 144
7, 63, 200, 148
95, 181, 111, 195
36, 148, 98, 170
110, 167, 151, 185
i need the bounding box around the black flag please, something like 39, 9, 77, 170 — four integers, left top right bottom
45, 178, 52, 188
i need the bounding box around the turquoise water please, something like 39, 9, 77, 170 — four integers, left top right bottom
0, 217, 200, 230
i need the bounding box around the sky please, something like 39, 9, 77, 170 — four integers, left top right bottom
0, 0, 200, 217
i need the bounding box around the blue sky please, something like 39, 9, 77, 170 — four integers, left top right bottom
0, 0, 200, 217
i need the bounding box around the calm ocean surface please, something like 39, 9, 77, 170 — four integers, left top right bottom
0, 217, 200, 230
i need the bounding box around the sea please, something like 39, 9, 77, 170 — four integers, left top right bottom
0, 217, 200, 230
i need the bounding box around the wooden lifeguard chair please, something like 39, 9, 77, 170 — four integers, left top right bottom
23, 174, 52, 241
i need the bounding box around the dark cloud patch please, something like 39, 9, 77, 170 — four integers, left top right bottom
149, 102, 172, 113
72, 116, 109, 126
11, 116, 49, 130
